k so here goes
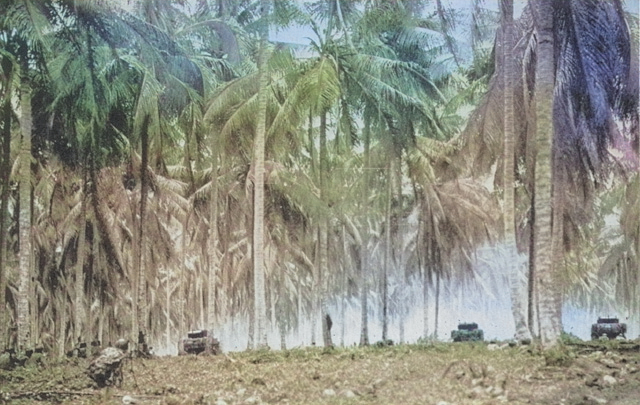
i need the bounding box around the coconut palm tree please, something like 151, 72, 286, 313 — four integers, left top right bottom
457, 0, 636, 347
1, 0, 56, 348
0, 48, 16, 350
501, 0, 531, 342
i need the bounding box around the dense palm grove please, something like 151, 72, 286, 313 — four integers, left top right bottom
0, 0, 638, 357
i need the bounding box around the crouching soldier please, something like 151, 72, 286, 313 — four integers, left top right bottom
87, 339, 128, 387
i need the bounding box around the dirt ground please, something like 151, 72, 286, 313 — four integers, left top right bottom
1, 340, 639, 405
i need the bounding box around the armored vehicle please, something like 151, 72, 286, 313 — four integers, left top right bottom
178, 329, 220, 355
591, 317, 627, 340
451, 322, 484, 342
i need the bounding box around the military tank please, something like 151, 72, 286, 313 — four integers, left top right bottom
451, 322, 484, 342
178, 329, 220, 355
591, 317, 627, 340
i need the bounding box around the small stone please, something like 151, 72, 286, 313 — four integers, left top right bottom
602, 375, 617, 385
252, 377, 266, 386
436, 402, 450, 405
236, 388, 247, 396
583, 395, 608, 405
468, 386, 485, 399
244, 396, 260, 404
215, 400, 228, 405
323, 389, 336, 397
122, 396, 137, 405
341, 390, 357, 398
589, 351, 604, 359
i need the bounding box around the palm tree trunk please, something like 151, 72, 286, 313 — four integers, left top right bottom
0, 83, 11, 351
74, 195, 87, 344
382, 159, 391, 341
180, 213, 188, 340
251, 0, 270, 350
418, 202, 429, 339
17, 74, 32, 350
532, 0, 562, 348
57, 292, 66, 358
341, 225, 348, 347
319, 110, 332, 348
138, 116, 150, 346
502, 0, 532, 343
434, 266, 440, 340
320, 221, 332, 347
207, 143, 219, 332
359, 117, 371, 346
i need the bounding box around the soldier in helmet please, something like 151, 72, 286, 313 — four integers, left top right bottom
87, 339, 128, 387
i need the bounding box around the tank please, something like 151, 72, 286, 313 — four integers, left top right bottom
178, 329, 220, 355
591, 317, 627, 340
451, 322, 484, 342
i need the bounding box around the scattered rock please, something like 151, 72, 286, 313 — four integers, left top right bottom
597, 358, 618, 368
215, 400, 228, 405
340, 389, 357, 398
602, 375, 617, 386
251, 377, 266, 386
236, 388, 247, 396
436, 402, 450, 405
583, 395, 608, 405
589, 351, 604, 359
468, 386, 485, 399
122, 395, 137, 404
323, 389, 336, 397
244, 396, 260, 404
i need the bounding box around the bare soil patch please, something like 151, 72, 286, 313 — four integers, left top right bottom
1, 340, 639, 405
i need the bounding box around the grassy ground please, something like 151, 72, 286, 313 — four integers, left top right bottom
1, 340, 639, 405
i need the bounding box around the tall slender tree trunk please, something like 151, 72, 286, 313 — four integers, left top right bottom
434, 266, 440, 340
532, 0, 562, 348
57, 292, 66, 358
382, 159, 391, 341
359, 117, 371, 346
297, 272, 303, 344
319, 110, 332, 348
75, 195, 87, 344
252, 0, 269, 349
138, 117, 150, 348
180, 213, 189, 343
17, 74, 32, 350
0, 76, 12, 351
207, 142, 219, 333
165, 267, 171, 350
418, 201, 429, 339
502, 0, 532, 343
341, 225, 347, 347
